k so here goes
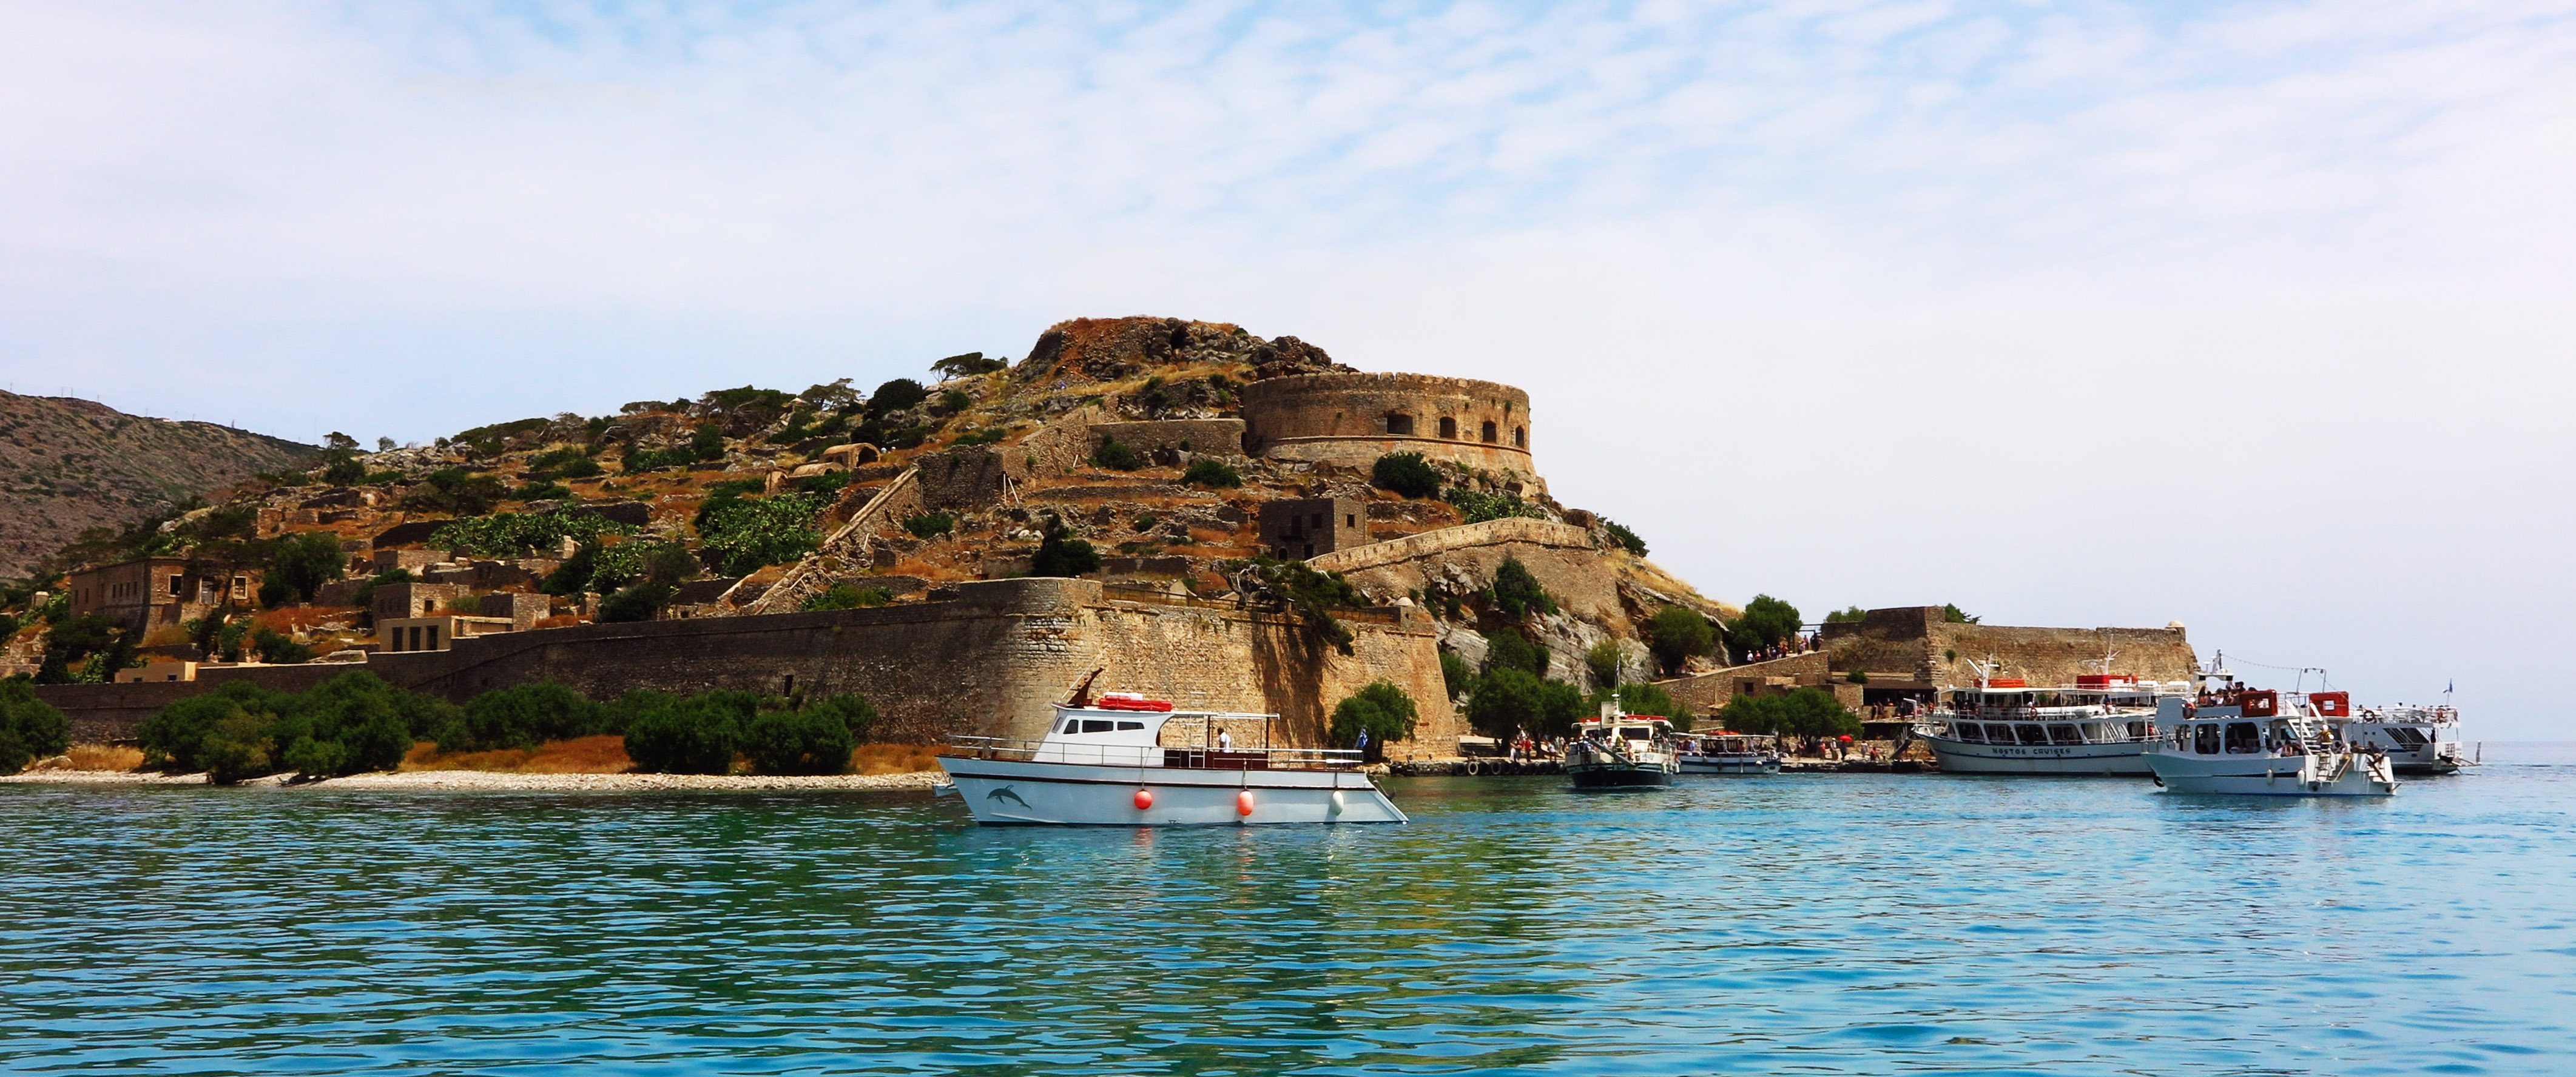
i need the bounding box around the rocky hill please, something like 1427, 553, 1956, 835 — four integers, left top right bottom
0, 391, 317, 579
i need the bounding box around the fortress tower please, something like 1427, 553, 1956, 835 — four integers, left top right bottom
1239, 373, 1538, 489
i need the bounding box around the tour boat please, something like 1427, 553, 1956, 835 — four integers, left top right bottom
1912, 671, 2190, 776
2343, 702, 2469, 774
936, 680, 1406, 826
2145, 687, 2398, 796
1565, 708, 1679, 789
1673, 731, 1781, 775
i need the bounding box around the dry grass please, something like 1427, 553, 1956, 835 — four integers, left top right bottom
400, 735, 635, 774
850, 743, 944, 774
36, 745, 146, 771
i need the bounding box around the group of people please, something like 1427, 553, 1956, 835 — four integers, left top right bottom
1740, 635, 1819, 664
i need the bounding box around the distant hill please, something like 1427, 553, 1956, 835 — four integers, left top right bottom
0, 391, 318, 579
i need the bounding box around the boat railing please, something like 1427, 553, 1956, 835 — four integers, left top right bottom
944, 735, 1365, 770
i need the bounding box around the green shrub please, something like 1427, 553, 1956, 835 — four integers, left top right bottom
1182, 459, 1241, 488
903, 512, 957, 539
803, 583, 893, 611
623, 691, 757, 774
1445, 488, 1543, 524
1601, 518, 1648, 556
1329, 680, 1419, 760
513, 482, 574, 502
251, 627, 313, 664
0, 679, 70, 775
940, 389, 972, 413
137, 672, 450, 782
1648, 605, 1716, 674
1943, 603, 1980, 624
952, 428, 1007, 447
1236, 557, 1363, 654
697, 492, 827, 576
403, 468, 508, 515
1824, 605, 1868, 624
1716, 687, 1859, 740
689, 423, 726, 463
1491, 557, 1557, 621
1585, 639, 1625, 689
744, 708, 856, 775
598, 582, 675, 623
1464, 668, 1586, 740
320, 454, 366, 486
1030, 518, 1101, 578
443, 681, 604, 752
869, 378, 929, 416
1091, 437, 1142, 471
1847, 670, 1869, 685
1371, 452, 1442, 498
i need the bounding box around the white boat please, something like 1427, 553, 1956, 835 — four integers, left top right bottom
1673, 731, 1780, 774
2344, 702, 2469, 774
936, 688, 1407, 826
1913, 671, 2189, 776
2145, 688, 2398, 796
1565, 708, 1679, 789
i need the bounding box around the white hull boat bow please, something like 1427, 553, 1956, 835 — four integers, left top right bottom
2146, 690, 2398, 797
937, 696, 1406, 826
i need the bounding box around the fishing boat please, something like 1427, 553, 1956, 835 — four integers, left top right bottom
1565, 708, 1679, 789
1673, 731, 1781, 774
936, 677, 1408, 826
2145, 685, 2398, 796
1912, 666, 2189, 776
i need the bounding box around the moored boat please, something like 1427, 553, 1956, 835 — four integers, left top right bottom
2145, 686, 2398, 796
1565, 708, 1679, 789
1913, 671, 2188, 776
1673, 731, 1780, 774
936, 683, 1406, 826
2344, 701, 2469, 774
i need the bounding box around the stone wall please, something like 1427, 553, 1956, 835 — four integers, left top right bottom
1239, 372, 1539, 485
1306, 517, 1593, 574
39, 579, 1463, 759
1820, 606, 2198, 689
1657, 652, 1830, 716
1085, 420, 1246, 460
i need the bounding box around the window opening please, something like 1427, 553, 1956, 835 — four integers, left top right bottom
1438, 417, 1457, 439
1480, 421, 1497, 443
2194, 724, 2222, 754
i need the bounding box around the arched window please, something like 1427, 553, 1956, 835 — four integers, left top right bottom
1438, 417, 1457, 439
1512, 426, 1526, 448
1480, 421, 1498, 443
1385, 412, 1415, 435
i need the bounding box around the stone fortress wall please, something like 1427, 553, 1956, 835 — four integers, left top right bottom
39, 579, 1463, 757
1239, 373, 1539, 489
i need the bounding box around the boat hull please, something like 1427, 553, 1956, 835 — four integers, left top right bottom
1568, 763, 1674, 788
1921, 735, 2154, 776
1675, 757, 1779, 775
938, 755, 1408, 825
2146, 752, 2398, 797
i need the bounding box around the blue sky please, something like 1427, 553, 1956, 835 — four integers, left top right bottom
4, 1, 2571, 734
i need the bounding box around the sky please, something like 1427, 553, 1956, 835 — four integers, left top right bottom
3, 1, 2571, 736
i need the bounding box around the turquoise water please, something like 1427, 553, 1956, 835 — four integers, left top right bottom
6, 750, 2574, 1075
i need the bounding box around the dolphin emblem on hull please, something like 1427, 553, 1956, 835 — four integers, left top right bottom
987, 786, 1031, 808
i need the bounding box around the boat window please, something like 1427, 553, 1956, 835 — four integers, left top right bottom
2015, 725, 2049, 746
2047, 723, 2082, 745
1982, 723, 2014, 743
2389, 727, 2427, 746
1059, 719, 1078, 733
2224, 722, 2261, 754
2126, 721, 2149, 740
1081, 720, 1117, 733
2194, 724, 2221, 754
1116, 720, 1143, 731
1952, 723, 1984, 743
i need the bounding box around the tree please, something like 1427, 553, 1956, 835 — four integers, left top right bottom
1236, 557, 1362, 654
1647, 605, 1714, 675
1585, 639, 1625, 689
270, 531, 348, 603
1490, 557, 1557, 622
445, 681, 604, 752
1943, 603, 1980, 624
1440, 651, 1475, 700
1600, 518, 1647, 556
35, 614, 123, 684
1482, 629, 1549, 677
1465, 666, 1543, 739
1715, 688, 1858, 741
930, 352, 1008, 379
251, 627, 313, 664
1824, 606, 1867, 624
0, 679, 70, 774
1726, 594, 1802, 657
1030, 517, 1102, 577
1329, 680, 1419, 761
598, 582, 676, 623
869, 378, 929, 416
1371, 452, 1441, 499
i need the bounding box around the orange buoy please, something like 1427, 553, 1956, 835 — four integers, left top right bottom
1133, 788, 1154, 810
1236, 790, 1255, 816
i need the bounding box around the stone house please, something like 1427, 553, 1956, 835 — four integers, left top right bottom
66, 557, 257, 635
1258, 498, 1364, 561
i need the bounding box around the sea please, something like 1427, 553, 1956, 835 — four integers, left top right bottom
5, 745, 2574, 1076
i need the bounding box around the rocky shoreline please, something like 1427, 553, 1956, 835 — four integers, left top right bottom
0, 768, 949, 792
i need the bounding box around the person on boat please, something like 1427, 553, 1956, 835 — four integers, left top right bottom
1218, 728, 1233, 752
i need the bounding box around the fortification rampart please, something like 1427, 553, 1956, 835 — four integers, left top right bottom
1820, 606, 2197, 689
1306, 518, 1593, 574
37, 579, 1462, 759
1310, 519, 1622, 628
1241, 373, 1538, 484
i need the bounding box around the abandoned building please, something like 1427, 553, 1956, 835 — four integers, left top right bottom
1258, 498, 1364, 560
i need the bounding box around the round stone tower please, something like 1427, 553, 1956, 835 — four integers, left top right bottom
1239, 372, 1538, 485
